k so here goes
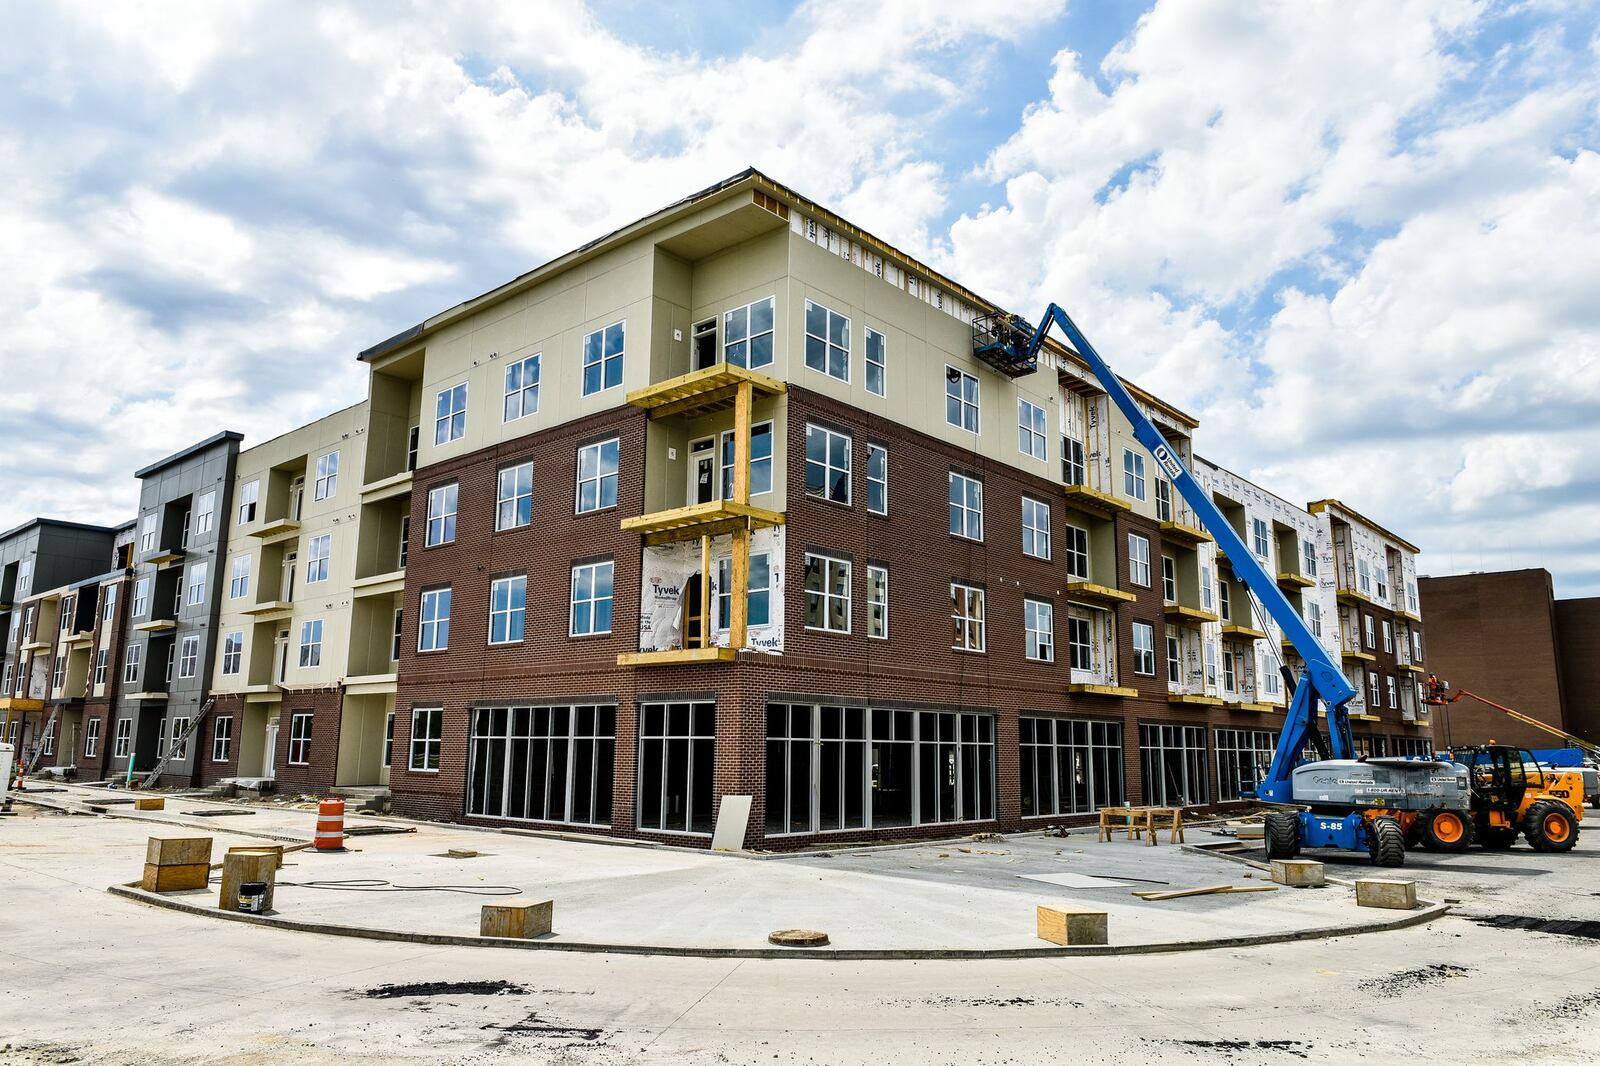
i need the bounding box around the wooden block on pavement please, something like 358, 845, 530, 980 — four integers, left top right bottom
226, 844, 284, 870
480, 898, 553, 939
1355, 878, 1417, 910
141, 862, 210, 892
133, 797, 165, 811
146, 834, 212, 867
1036, 905, 1108, 946
1270, 858, 1326, 888
219, 852, 278, 911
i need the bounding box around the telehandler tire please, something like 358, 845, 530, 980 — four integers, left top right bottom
1367, 817, 1406, 867
1523, 801, 1579, 853
1419, 809, 1473, 853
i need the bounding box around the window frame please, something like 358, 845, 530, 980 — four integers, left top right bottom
297, 619, 323, 669
1024, 597, 1054, 662
425, 483, 459, 546
569, 560, 615, 637
305, 533, 332, 584
221, 631, 243, 675
1065, 523, 1090, 581
418, 587, 451, 652
803, 553, 852, 634
866, 564, 888, 640
434, 382, 468, 446
948, 472, 984, 541
313, 450, 339, 501
804, 423, 852, 506
1017, 398, 1047, 461
488, 574, 527, 645
1122, 449, 1147, 501
496, 461, 535, 531
1128, 533, 1152, 587
581, 321, 626, 396
723, 296, 776, 370
212, 715, 233, 763
945, 365, 980, 433
864, 326, 886, 396
575, 438, 621, 514
409, 707, 443, 772
1131, 621, 1157, 676
803, 300, 850, 382
865, 444, 888, 516
229, 554, 251, 599
503, 353, 542, 422
1021, 496, 1051, 560
288, 712, 313, 766
951, 582, 987, 653
237, 480, 259, 524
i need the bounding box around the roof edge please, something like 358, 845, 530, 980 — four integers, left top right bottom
1306, 498, 1421, 554
134, 430, 244, 479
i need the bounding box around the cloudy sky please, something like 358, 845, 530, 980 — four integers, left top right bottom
2, 0, 1597, 593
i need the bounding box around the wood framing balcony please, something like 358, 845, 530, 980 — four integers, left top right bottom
1061, 484, 1130, 517
352, 571, 406, 598
1225, 701, 1275, 713
1063, 581, 1136, 607
1276, 572, 1315, 590
622, 500, 785, 547
0, 697, 45, 712
1220, 623, 1267, 640
1341, 647, 1376, 663
131, 618, 176, 633
617, 646, 738, 668
359, 470, 414, 503
1394, 609, 1421, 623
242, 599, 293, 618
1164, 603, 1218, 623
1168, 693, 1223, 707
1335, 586, 1374, 607
1399, 662, 1426, 674
1067, 683, 1138, 698
1159, 520, 1211, 545
125, 691, 169, 702
142, 547, 185, 567
626, 364, 786, 420
250, 517, 301, 544
21, 638, 52, 652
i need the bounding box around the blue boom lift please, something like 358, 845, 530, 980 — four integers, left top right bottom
973, 306, 1469, 865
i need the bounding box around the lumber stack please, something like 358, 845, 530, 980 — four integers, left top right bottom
141, 834, 212, 892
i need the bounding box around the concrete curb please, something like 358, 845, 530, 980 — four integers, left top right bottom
106, 882, 1450, 961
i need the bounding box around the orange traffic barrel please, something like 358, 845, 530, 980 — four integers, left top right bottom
315, 797, 345, 850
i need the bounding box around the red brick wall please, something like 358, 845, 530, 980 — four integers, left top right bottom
269, 689, 344, 797
1555, 597, 1600, 745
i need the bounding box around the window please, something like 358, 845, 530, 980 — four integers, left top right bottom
1215, 728, 1278, 802
410, 707, 442, 772
866, 564, 888, 639
237, 480, 259, 524
576, 438, 620, 513
1309, 600, 1323, 638
434, 382, 468, 446
305, 533, 332, 584
194, 491, 216, 535
1018, 399, 1047, 460
1068, 614, 1094, 672
392, 609, 403, 662
570, 561, 614, 636
1407, 580, 1419, 613
288, 712, 312, 765
60, 598, 73, 632
102, 584, 117, 621
419, 588, 451, 651
177, 633, 199, 675
638, 701, 715, 833
1166, 634, 1182, 683
94, 649, 109, 687
804, 554, 851, 633
383, 712, 394, 767
503, 353, 541, 421
1368, 670, 1382, 707
114, 719, 132, 758
489, 575, 527, 644
1382, 619, 1393, 652
1357, 558, 1372, 594
866, 445, 888, 515
768, 704, 996, 832
1363, 613, 1375, 648
186, 562, 207, 606
582, 321, 626, 395
1065, 524, 1090, 580
718, 423, 774, 500
804, 424, 851, 505
1251, 517, 1270, 559
297, 620, 322, 669
467, 704, 615, 826
51, 655, 65, 691
133, 577, 150, 616
1022, 497, 1051, 560
865, 327, 886, 396
1062, 435, 1085, 486
1128, 533, 1151, 587
212, 716, 233, 762
1161, 555, 1177, 602
139, 513, 157, 553
1132, 621, 1156, 676
407, 425, 419, 471
1201, 567, 1215, 612
1025, 598, 1054, 662
166, 717, 189, 761
803, 300, 849, 381
1387, 674, 1398, 709
1302, 539, 1318, 577
1219, 576, 1232, 620
496, 462, 534, 530
1155, 479, 1173, 523
229, 555, 251, 599
1020, 717, 1124, 817
1140, 723, 1209, 807
426, 483, 458, 545
221, 631, 243, 675
716, 553, 772, 630
948, 473, 983, 540
166, 643, 175, 683
313, 451, 339, 501
398, 516, 409, 568
1122, 449, 1146, 501
1377, 569, 1389, 601
85, 716, 101, 759
123, 644, 141, 686
1411, 629, 1423, 662
724, 296, 775, 370
951, 583, 986, 652
945, 366, 979, 432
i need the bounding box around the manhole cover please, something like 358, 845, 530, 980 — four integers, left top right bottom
768, 928, 830, 947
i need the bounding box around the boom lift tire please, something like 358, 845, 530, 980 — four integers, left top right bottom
1419, 809, 1473, 853
1264, 811, 1300, 860
1522, 801, 1579, 853
1479, 825, 1518, 849
1367, 817, 1406, 867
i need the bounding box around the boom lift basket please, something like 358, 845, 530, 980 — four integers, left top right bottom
971, 313, 1040, 378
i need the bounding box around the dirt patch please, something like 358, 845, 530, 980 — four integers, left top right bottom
363, 979, 528, 999
893, 995, 1085, 1008
1356, 964, 1472, 997
1149, 1039, 1311, 1059
1546, 989, 1600, 1020
1467, 915, 1600, 940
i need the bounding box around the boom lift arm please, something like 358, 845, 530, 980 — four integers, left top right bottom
979, 305, 1360, 797
1422, 677, 1600, 761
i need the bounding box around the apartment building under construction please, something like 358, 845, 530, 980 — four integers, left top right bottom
6, 171, 1430, 850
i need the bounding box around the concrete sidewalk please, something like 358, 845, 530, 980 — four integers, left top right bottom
15, 783, 1442, 956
